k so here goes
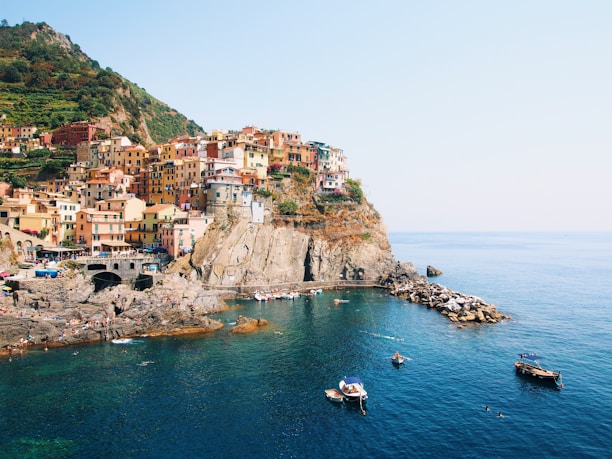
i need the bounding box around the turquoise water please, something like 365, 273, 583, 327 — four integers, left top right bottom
1, 232, 610, 458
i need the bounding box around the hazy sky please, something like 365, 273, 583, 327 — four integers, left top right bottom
4, 1, 611, 231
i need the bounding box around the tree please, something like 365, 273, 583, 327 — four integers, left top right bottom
278, 200, 298, 215
37, 160, 66, 180
26, 68, 49, 88
25, 148, 51, 159
3, 65, 22, 83
6, 173, 27, 189
345, 178, 364, 204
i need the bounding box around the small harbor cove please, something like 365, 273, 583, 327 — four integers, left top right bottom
0, 232, 610, 458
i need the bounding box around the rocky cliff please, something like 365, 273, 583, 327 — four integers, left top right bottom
0, 272, 227, 352
166, 172, 412, 287
169, 196, 406, 288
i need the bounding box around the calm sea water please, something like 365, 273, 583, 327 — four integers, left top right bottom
1, 232, 611, 458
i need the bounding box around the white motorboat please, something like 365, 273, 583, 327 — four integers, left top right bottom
339, 376, 367, 402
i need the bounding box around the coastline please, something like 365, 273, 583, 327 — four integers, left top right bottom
1, 267, 510, 358
0, 270, 230, 357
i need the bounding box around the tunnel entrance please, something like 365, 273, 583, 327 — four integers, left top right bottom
134, 274, 153, 291
92, 272, 123, 292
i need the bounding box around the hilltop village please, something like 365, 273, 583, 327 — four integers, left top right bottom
0, 120, 351, 259
0, 119, 510, 354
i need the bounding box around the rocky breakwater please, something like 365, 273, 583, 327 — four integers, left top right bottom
0, 271, 228, 355
390, 278, 512, 325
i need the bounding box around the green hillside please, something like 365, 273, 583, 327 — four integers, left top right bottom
0, 21, 204, 145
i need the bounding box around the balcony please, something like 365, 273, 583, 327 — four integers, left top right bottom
86, 217, 125, 224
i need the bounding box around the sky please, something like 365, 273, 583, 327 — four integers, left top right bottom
3, 1, 612, 231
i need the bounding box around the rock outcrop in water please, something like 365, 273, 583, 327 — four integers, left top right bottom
389, 278, 512, 324
231, 315, 268, 334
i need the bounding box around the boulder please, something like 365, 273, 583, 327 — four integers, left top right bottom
426, 265, 443, 277
231, 315, 268, 334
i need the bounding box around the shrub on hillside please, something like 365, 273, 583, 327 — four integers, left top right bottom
278, 200, 298, 215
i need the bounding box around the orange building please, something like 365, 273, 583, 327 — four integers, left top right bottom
75, 208, 126, 255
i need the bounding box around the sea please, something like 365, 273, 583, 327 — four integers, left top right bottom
1, 232, 611, 459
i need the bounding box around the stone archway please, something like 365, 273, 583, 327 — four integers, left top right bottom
92, 271, 123, 292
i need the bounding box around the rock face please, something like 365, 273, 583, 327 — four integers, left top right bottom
175, 202, 401, 288
0, 272, 226, 352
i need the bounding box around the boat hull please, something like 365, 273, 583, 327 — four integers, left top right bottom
514, 362, 562, 387
339, 379, 367, 402
325, 389, 344, 403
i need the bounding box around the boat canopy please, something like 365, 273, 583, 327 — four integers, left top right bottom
519, 353, 544, 360
343, 376, 363, 385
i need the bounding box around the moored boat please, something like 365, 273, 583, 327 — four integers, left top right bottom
325, 388, 344, 403
391, 351, 406, 365
281, 292, 299, 300
339, 376, 367, 402
514, 353, 563, 388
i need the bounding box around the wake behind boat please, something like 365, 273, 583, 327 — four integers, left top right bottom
515, 353, 563, 388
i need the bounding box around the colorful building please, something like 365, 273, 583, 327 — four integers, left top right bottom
75, 208, 125, 255
52, 121, 110, 146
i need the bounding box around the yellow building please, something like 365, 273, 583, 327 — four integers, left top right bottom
19, 212, 56, 244
141, 204, 179, 248
162, 161, 176, 205
149, 162, 164, 205
161, 142, 178, 162
122, 144, 148, 176
98, 197, 147, 248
